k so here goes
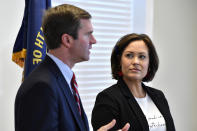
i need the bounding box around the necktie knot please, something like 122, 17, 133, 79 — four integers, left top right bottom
71, 73, 78, 88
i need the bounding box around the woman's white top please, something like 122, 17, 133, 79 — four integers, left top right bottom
135, 94, 167, 131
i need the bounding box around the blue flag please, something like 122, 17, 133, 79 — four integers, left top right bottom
12, 0, 51, 78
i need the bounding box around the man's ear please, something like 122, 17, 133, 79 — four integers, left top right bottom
61, 34, 73, 48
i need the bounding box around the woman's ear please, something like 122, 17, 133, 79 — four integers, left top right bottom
61, 34, 73, 48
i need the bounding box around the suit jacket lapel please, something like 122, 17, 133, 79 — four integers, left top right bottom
45, 56, 88, 131
57, 75, 88, 130
145, 86, 174, 130
118, 79, 149, 131
80, 98, 89, 131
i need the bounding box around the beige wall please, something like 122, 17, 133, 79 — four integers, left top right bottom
0, 0, 24, 130
152, 0, 197, 130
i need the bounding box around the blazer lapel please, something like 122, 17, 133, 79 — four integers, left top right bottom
57, 75, 87, 130
80, 98, 89, 131
118, 79, 149, 131
145, 86, 174, 130
45, 56, 88, 130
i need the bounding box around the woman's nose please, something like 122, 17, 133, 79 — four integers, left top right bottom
133, 57, 139, 65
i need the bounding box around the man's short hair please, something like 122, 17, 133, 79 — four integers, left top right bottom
42, 4, 91, 49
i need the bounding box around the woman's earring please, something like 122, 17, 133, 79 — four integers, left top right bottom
118, 71, 123, 76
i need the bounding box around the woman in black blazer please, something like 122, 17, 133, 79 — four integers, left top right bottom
91, 33, 175, 131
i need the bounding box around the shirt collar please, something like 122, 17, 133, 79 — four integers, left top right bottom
47, 53, 73, 90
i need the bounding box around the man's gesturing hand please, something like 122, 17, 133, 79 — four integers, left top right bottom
97, 119, 130, 131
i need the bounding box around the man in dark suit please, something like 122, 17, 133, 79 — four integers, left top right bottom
14, 4, 129, 131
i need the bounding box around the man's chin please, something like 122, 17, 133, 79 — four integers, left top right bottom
84, 55, 90, 61
84, 57, 90, 61
77, 57, 89, 63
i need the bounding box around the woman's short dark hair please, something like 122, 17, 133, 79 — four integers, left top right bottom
42, 4, 91, 49
111, 33, 159, 82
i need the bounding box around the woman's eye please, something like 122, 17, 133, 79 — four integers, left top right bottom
126, 54, 133, 58
139, 55, 146, 59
